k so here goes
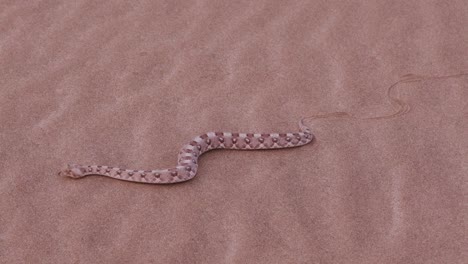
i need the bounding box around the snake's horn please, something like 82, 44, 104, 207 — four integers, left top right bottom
58, 164, 86, 179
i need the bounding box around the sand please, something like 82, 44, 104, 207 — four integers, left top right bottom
1, 1, 467, 263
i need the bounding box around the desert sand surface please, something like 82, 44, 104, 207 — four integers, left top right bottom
1, 1, 467, 263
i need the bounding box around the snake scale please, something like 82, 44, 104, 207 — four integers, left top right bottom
59, 119, 313, 184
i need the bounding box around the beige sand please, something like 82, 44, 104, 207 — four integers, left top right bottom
1, 1, 467, 263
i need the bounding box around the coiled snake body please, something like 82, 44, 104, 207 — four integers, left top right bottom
59, 120, 313, 184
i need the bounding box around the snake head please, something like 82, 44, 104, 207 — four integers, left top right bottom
58, 164, 86, 179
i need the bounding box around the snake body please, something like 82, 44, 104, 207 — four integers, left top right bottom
59, 120, 313, 184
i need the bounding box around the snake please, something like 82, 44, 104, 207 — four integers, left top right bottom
59, 119, 314, 184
